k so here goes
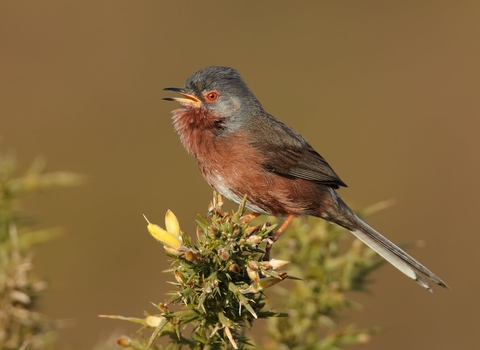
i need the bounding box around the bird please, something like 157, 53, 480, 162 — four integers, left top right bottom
163, 66, 449, 292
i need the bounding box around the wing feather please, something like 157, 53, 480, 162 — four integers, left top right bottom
246, 114, 347, 188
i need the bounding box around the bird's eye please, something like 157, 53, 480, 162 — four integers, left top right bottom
205, 90, 219, 102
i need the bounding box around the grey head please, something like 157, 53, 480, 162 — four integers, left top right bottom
164, 66, 264, 130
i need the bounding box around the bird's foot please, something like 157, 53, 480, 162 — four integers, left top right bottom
240, 212, 260, 224
263, 214, 296, 261
271, 214, 295, 242
263, 242, 274, 261
206, 207, 227, 218
207, 192, 227, 217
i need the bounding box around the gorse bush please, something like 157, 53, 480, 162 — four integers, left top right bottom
105, 193, 387, 350
0, 146, 385, 350
0, 150, 82, 350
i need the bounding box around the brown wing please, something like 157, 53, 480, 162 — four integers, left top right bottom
246, 114, 347, 189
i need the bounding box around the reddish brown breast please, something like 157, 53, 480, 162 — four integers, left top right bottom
171, 107, 326, 216
172, 107, 220, 158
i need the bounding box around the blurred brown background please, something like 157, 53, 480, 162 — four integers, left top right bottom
1, 1, 479, 349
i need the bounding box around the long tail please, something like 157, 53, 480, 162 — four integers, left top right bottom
323, 190, 450, 292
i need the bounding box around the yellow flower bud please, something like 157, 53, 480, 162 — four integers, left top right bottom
259, 261, 272, 270
163, 245, 184, 256
144, 214, 182, 249
254, 276, 285, 292
145, 315, 165, 328
247, 235, 262, 244
241, 272, 288, 294
174, 270, 184, 284
247, 260, 258, 270
269, 259, 290, 270
244, 225, 260, 236
247, 266, 260, 282
165, 209, 180, 237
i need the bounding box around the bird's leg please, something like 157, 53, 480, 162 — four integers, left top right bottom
272, 214, 295, 242
207, 193, 227, 217
207, 206, 227, 217
264, 214, 296, 261
241, 212, 260, 224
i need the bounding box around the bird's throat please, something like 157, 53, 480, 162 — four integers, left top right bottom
171, 107, 224, 158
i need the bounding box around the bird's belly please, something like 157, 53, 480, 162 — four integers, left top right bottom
210, 172, 271, 215
202, 164, 318, 216
195, 135, 323, 217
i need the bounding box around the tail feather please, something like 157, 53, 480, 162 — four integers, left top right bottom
349, 227, 439, 292
325, 192, 450, 292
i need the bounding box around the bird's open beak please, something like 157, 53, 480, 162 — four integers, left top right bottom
163, 87, 201, 105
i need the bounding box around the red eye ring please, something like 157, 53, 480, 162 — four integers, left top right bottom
205, 90, 219, 102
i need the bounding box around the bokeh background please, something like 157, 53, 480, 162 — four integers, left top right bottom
1, 1, 479, 349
